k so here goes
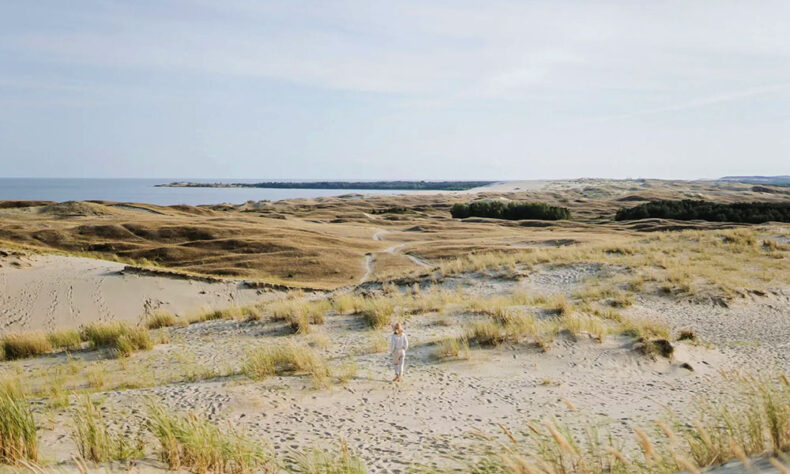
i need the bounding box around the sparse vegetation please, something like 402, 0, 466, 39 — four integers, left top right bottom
465, 374, 790, 473
267, 299, 331, 333
72, 396, 142, 462
145, 310, 177, 329
291, 441, 367, 473
360, 298, 394, 329
147, 402, 273, 473
434, 336, 470, 360
81, 322, 153, 357
244, 342, 330, 388
47, 328, 83, 350
1, 332, 52, 360
0, 378, 37, 464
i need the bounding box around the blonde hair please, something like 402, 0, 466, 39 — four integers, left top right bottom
393, 322, 403, 335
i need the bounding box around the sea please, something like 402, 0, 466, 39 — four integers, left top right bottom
0, 178, 421, 206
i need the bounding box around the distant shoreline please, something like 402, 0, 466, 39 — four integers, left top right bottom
156, 180, 496, 191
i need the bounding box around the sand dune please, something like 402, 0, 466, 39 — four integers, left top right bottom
0, 253, 269, 331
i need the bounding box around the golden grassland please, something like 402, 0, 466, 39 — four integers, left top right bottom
1, 178, 788, 288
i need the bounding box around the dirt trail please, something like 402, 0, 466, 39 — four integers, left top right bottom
360, 229, 432, 283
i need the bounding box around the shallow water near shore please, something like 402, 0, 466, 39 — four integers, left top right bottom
0, 178, 425, 205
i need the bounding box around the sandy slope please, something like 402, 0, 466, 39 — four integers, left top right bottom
0, 253, 267, 331
16, 264, 788, 471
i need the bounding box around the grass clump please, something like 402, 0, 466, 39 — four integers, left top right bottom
466, 320, 504, 346
268, 299, 331, 333
331, 293, 362, 314
145, 310, 177, 329
72, 395, 142, 463
244, 342, 330, 388
334, 361, 358, 384
81, 322, 153, 357
47, 328, 82, 350
434, 336, 470, 360
462, 374, 790, 473
677, 329, 697, 342
291, 441, 367, 473
1, 332, 53, 360
360, 298, 394, 329
0, 378, 38, 464
147, 402, 272, 473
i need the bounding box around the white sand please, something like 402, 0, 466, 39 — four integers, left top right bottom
0, 253, 269, 331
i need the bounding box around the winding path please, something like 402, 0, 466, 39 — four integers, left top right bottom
359, 228, 432, 283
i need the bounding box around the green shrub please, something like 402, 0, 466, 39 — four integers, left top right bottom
451, 201, 571, 220
615, 200, 790, 223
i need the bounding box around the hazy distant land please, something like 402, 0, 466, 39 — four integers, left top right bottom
157, 180, 496, 191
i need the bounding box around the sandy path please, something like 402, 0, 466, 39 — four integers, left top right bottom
359, 229, 432, 283
0, 254, 273, 331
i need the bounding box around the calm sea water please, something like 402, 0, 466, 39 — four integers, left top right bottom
0, 178, 420, 206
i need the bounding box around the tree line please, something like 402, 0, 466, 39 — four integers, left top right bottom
615, 200, 790, 223
450, 201, 571, 220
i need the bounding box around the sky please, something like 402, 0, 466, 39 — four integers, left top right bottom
0, 0, 788, 180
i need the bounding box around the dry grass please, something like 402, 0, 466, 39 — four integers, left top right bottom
0, 377, 37, 464
72, 395, 142, 462
334, 361, 358, 384
290, 441, 367, 473
360, 298, 394, 329
463, 373, 790, 473
145, 310, 177, 329
434, 336, 471, 360
1, 332, 52, 361
147, 401, 273, 473
438, 228, 790, 301
267, 299, 331, 333
81, 322, 153, 357
47, 328, 82, 350
365, 332, 389, 354
244, 342, 330, 388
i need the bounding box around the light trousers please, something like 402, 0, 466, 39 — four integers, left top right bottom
393, 350, 405, 376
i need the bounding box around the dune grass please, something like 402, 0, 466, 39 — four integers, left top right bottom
434, 336, 470, 360
1, 332, 52, 361
267, 299, 331, 333
81, 322, 153, 357
0, 378, 37, 464
461, 374, 790, 473
147, 402, 272, 473
360, 298, 394, 329
47, 328, 82, 350
290, 441, 367, 474
244, 342, 330, 388
145, 310, 177, 329
436, 228, 790, 301
72, 395, 143, 463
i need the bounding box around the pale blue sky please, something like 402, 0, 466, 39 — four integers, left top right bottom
1, 1, 788, 179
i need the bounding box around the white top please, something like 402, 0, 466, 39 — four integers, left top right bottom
390, 333, 409, 353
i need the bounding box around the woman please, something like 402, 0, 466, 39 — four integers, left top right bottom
390, 322, 409, 382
